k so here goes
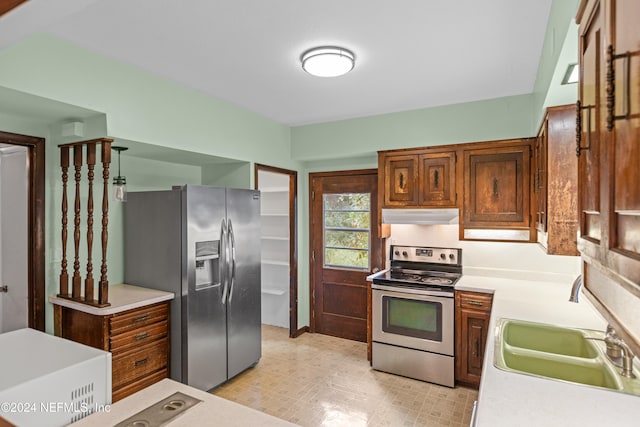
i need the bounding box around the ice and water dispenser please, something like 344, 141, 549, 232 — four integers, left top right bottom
195, 240, 219, 290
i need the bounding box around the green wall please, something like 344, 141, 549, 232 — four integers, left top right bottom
291, 94, 535, 161
532, 0, 580, 125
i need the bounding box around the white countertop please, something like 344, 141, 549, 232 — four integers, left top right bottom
71, 379, 297, 426
456, 275, 640, 427
49, 283, 174, 315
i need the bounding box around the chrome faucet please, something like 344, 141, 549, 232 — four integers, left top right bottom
568, 275, 582, 302
605, 332, 636, 379
586, 325, 636, 378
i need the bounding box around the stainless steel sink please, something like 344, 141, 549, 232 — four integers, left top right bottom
494, 319, 640, 396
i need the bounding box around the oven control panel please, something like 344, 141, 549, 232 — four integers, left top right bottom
391, 245, 461, 265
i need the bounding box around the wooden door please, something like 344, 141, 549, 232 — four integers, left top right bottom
383, 154, 418, 206
310, 170, 383, 342
577, 1, 603, 250
418, 151, 456, 206
463, 144, 530, 227
608, 0, 640, 283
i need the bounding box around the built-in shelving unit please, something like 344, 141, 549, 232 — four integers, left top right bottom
257, 170, 290, 328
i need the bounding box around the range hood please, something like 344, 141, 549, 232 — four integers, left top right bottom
381, 208, 459, 225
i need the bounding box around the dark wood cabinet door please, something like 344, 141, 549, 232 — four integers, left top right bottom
608, 0, 640, 284
536, 105, 579, 256
418, 151, 456, 206
464, 144, 530, 227
383, 154, 418, 206
577, 1, 603, 248
455, 291, 492, 388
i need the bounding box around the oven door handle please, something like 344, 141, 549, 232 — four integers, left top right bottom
371, 283, 454, 298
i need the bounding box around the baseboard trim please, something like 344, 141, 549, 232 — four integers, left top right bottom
291, 326, 309, 338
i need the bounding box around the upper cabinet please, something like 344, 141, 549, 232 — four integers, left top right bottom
461, 139, 534, 242
381, 153, 419, 206
419, 151, 457, 206
379, 149, 457, 208
576, 0, 640, 355
378, 139, 535, 242
535, 105, 579, 256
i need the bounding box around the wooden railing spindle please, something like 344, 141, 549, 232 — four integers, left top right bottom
72, 145, 83, 299
84, 144, 96, 302
59, 147, 70, 296
99, 140, 111, 305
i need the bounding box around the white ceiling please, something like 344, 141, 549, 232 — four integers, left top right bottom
1, 0, 553, 126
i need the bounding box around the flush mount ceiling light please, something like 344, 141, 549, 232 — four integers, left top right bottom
562, 63, 579, 85
301, 46, 355, 77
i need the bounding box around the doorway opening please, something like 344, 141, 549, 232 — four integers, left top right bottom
255, 163, 299, 338
0, 131, 45, 332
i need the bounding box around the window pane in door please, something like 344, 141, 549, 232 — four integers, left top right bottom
323, 193, 370, 270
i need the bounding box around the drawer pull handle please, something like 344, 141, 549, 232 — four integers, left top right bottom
135, 332, 149, 341
468, 300, 484, 306
133, 314, 150, 323
134, 358, 148, 367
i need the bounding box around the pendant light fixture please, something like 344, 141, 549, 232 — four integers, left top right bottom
112, 146, 128, 202
301, 46, 355, 77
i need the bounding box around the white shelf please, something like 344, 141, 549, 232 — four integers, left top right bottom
261, 288, 287, 296
261, 236, 289, 241
260, 187, 289, 193
262, 259, 289, 266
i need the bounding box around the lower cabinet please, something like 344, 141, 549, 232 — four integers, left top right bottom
54, 301, 170, 402
455, 290, 493, 388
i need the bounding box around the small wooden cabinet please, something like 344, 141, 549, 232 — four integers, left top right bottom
382, 153, 419, 206
462, 139, 534, 241
535, 105, 579, 255
455, 290, 493, 388
53, 298, 171, 402
380, 149, 457, 208
419, 151, 457, 206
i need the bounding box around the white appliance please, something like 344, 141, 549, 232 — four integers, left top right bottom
0, 328, 111, 427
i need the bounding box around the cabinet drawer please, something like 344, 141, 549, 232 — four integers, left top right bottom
110, 320, 168, 354
110, 303, 168, 336
457, 292, 493, 312
112, 339, 168, 389
112, 369, 167, 403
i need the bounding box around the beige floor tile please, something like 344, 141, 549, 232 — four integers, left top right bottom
212, 325, 477, 427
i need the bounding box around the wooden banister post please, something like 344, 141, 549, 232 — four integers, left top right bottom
99, 140, 111, 305
59, 147, 70, 296
85, 144, 96, 302
72, 145, 83, 299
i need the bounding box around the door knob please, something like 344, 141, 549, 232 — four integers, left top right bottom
0, 285, 7, 293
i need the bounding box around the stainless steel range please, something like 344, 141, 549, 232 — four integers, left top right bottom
371, 245, 462, 387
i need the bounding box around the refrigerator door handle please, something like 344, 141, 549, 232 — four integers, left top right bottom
227, 219, 237, 303
220, 218, 229, 304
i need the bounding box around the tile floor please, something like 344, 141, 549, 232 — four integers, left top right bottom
212, 325, 477, 426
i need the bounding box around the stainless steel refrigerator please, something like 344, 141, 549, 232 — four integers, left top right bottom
124, 185, 261, 391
